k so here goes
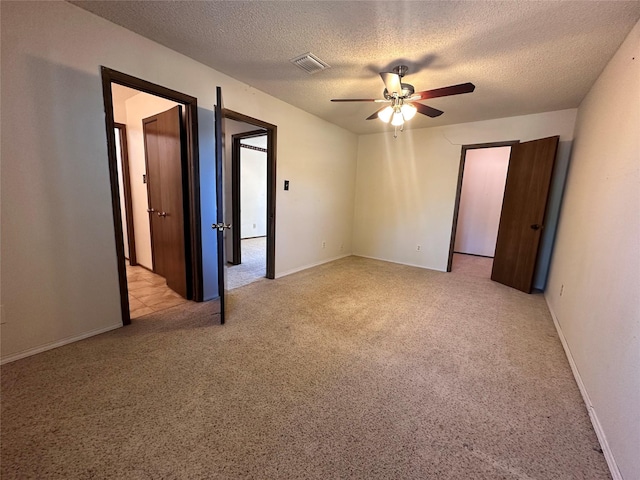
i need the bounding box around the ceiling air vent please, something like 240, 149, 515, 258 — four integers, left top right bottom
290, 52, 330, 74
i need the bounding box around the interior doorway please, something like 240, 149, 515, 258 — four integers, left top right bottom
112, 87, 192, 318
223, 109, 276, 285
450, 144, 513, 278
227, 129, 268, 289
448, 141, 518, 277
101, 67, 203, 325
448, 137, 560, 293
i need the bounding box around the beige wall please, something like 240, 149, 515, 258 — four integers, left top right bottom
545, 20, 640, 480
0, 1, 358, 362
112, 85, 139, 123
353, 109, 577, 272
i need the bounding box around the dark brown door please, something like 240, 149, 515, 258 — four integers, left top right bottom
491, 136, 559, 293
144, 117, 165, 277
143, 105, 188, 298
214, 86, 229, 324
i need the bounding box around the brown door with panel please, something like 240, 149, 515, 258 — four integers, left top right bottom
143, 105, 188, 298
491, 136, 559, 293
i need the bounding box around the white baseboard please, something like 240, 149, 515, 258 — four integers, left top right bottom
275, 253, 351, 279
0, 323, 122, 365
545, 299, 621, 480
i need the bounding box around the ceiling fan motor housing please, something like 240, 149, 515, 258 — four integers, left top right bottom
383, 83, 415, 100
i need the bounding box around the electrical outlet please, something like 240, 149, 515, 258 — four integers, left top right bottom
416, 245, 421, 251
322, 241, 326, 249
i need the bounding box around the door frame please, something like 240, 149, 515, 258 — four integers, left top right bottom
231, 129, 269, 265
101, 67, 203, 326
223, 109, 277, 279
114, 122, 137, 266
447, 140, 519, 272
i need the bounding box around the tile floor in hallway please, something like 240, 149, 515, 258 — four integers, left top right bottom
126, 263, 190, 319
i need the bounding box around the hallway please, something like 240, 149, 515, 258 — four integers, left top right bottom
126, 263, 190, 319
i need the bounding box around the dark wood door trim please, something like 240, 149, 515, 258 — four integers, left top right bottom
223, 109, 277, 280
101, 67, 204, 326
447, 140, 519, 272
231, 129, 267, 265
231, 135, 241, 265
114, 123, 137, 266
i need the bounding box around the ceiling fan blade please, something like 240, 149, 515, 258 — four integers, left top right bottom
380, 72, 403, 95
412, 102, 444, 118
366, 106, 389, 120
331, 98, 378, 102
414, 82, 475, 100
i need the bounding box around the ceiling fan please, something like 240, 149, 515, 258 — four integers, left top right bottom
331, 65, 475, 136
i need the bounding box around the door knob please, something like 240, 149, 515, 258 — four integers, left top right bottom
212, 223, 232, 232
157, 211, 167, 217
530, 224, 543, 230
147, 208, 155, 213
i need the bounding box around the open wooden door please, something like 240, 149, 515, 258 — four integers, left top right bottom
213, 86, 230, 324
143, 105, 188, 298
491, 136, 559, 293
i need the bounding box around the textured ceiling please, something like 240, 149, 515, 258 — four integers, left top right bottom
71, 1, 640, 134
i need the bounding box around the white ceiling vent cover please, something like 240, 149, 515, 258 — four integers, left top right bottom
290, 52, 330, 74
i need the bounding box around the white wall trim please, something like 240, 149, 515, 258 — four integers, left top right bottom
354, 254, 445, 273
546, 300, 622, 480
276, 253, 351, 279
0, 323, 123, 365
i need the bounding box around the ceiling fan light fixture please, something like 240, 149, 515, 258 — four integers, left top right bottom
401, 103, 417, 121
391, 109, 404, 127
378, 105, 394, 123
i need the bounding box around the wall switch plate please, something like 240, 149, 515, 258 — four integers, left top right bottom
284, 180, 289, 190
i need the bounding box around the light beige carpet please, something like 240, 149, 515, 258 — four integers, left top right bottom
451, 252, 494, 278
0, 256, 610, 479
